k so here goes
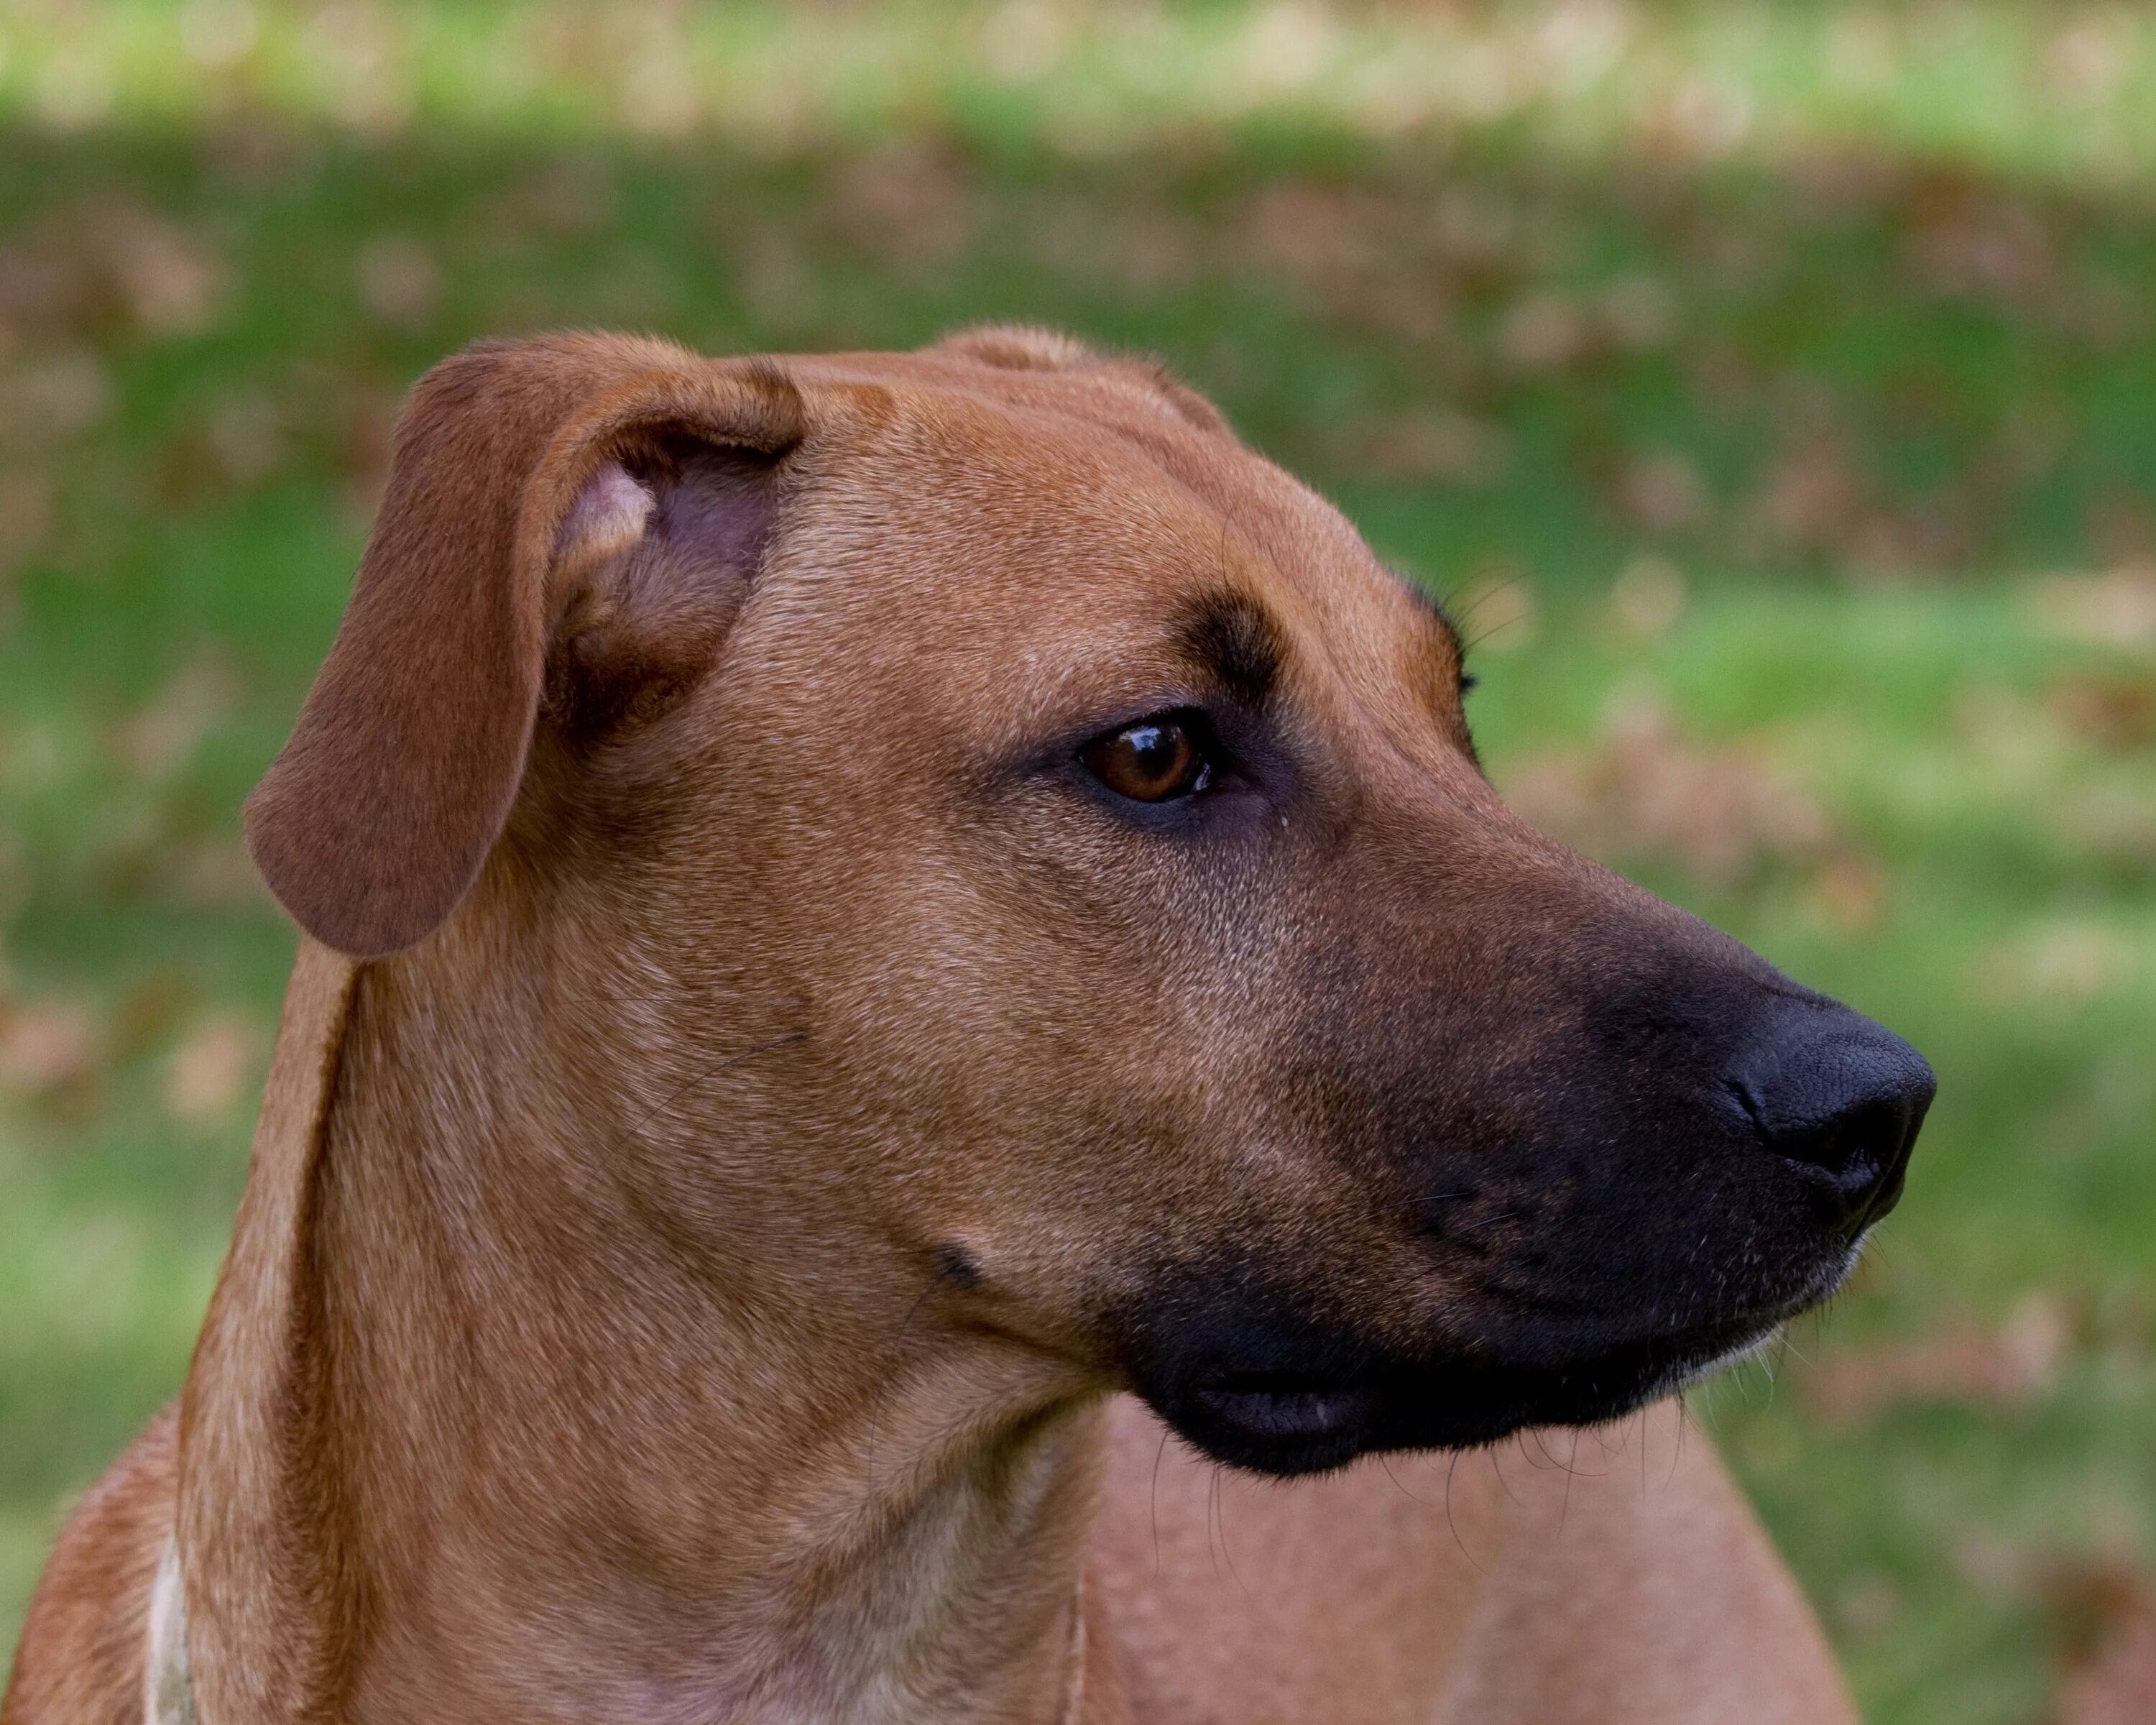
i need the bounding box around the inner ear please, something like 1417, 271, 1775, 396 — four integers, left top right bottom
546, 431, 786, 740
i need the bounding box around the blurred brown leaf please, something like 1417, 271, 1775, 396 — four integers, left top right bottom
1498, 290, 1591, 372
2031, 568, 2156, 649
1340, 405, 1511, 486
153, 839, 272, 912
0, 206, 223, 344
1806, 1294, 2071, 1426
99, 208, 226, 338
832, 144, 981, 269
2047, 1560, 2156, 1725
0, 996, 101, 1105
162, 1011, 262, 1123
1983, 920, 2130, 1006
1807, 851, 1888, 932
2, 349, 111, 441
1241, 181, 1387, 280
1830, 1570, 1903, 1639
0, 467, 57, 597
115, 658, 240, 784
1902, 170, 2057, 308
1608, 555, 1687, 638
354, 234, 441, 329
1646, 77, 1754, 160
1749, 435, 1871, 561
1609, 448, 1708, 533
159, 387, 287, 502
2052, 673, 2156, 751
1431, 185, 1522, 281
1503, 694, 1833, 883
1598, 274, 1677, 351
110, 969, 193, 1060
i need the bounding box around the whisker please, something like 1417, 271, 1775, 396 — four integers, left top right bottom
1442, 570, 1522, 632
1149, 1427, 1172, 1580
1462, 614, 1526, 656
1211, 1467, 1248, 1595
1442, 1450, 1488, 1576
1488, 1438, 1524, 1507
864, 1259, 959, 1488
1450, 1208, 1525, 1234
603, 1026, 807, 1157
1379, 1454, 1432, 1508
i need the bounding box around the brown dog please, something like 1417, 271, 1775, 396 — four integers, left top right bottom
5, 327, 1932, 1724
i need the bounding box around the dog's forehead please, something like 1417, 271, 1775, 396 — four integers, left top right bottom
776, 351, 1451, 696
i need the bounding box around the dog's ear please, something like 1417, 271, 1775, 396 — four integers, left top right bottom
245, 333, 803, 960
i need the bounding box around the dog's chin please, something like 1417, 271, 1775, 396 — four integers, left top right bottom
1148, 1314, 1789, 1478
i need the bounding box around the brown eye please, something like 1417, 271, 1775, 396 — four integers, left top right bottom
1080, 717, 1213, 804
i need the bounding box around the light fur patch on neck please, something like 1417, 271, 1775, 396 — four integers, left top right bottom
144, 1535, 199, 1725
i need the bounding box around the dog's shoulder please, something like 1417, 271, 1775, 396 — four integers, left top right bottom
3, 1405, 178, 1725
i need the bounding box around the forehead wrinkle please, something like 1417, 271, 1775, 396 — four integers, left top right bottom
780, 379, 1455, 732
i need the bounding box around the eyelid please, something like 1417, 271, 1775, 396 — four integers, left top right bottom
1082, 704, 1215, 752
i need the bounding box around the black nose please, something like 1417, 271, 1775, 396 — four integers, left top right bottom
1730, 1009, 1935, 1233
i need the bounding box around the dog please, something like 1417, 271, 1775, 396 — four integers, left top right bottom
4, 326, 1932, 1724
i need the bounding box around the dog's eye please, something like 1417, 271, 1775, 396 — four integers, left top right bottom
1080, 716, 1214, 804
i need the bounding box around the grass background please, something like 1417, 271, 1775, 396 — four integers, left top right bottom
1, 4, 2152, 1719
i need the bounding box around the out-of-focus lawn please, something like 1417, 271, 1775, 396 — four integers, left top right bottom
2, 6, 2152, 1721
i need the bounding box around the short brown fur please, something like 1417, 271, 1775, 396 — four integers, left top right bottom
6, 327, 1857, 1725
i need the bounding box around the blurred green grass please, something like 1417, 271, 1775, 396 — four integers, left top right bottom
2, 6, 2152, 1721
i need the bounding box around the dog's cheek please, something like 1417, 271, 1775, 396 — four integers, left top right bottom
779, 840, 1284, 1335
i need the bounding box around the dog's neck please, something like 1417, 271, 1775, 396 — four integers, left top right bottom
176, 934, 1125, 1725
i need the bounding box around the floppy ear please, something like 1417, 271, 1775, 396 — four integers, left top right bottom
244, 333, 803, 960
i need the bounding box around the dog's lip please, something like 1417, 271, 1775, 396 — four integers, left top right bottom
1189, 1369, 1385, 1446
1152, 1310, 1791, 1476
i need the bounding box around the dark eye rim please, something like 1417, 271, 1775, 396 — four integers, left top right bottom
1075, 708, 1222, 806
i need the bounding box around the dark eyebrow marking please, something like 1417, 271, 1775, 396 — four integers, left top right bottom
1171, 589, 1284, 709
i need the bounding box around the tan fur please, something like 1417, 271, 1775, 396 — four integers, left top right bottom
6, 326, 1856, 1724
6, 1412, 174, 1725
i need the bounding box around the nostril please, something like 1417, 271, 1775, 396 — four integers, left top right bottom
1728, 1011, 1935, 1233
1776, 1095, 1902, 1190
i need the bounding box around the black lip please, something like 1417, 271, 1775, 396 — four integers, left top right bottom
1189, 1371, 1388, 1463
1151, 1315, 1777, 1478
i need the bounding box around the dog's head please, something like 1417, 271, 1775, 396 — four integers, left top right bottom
249, 328, 1932, 1476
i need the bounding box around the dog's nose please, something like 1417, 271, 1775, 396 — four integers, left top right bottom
1730, 1010, 1935, 1233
